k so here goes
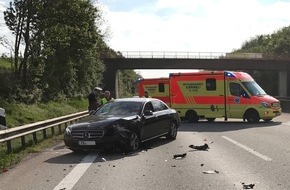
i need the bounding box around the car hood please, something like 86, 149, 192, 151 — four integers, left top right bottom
69, 114, 139, 130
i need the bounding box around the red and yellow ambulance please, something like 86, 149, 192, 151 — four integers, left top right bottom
137, 77, 170, 106
138, 71, 282, 123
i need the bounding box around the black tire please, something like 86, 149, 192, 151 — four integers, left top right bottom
128, 132, 140, 151
263, 119, 272, 122
245, 109, 260, 123
186, 110, 199, 123
206, 118, 216, 122
166, 121, 178, 140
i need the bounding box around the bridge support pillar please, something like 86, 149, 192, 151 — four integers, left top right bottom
102, 65, 119, 99
279, 71, 287, 97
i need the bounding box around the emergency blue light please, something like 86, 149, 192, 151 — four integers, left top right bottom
225, 71, 236, 78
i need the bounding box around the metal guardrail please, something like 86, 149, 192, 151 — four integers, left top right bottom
0, 111, 89, 153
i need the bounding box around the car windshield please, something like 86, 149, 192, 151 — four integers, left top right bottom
94, 101, 143, 116
242, 81, 267, 96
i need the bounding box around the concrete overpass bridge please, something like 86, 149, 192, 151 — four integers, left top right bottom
103, 51, 290, 98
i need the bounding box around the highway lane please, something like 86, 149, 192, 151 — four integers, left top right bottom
0, 113, 289, 190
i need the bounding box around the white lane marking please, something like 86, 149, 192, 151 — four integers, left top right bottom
53, 152, 98, 190
222, 136, 272, 161
284, 121, 290, 126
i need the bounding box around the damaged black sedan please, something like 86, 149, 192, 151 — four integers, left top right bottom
64, 98, 181, 152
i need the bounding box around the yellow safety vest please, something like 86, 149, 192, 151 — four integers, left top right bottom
101, 97, 114, 104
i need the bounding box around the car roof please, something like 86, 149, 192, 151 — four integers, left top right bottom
113, 97, 158, 103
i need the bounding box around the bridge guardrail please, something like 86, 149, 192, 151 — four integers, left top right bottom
0, 111, 89, 153
119, 51, 266, 59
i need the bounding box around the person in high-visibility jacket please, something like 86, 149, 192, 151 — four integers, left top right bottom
101, 90, 114, 105
143, 91, 151, 98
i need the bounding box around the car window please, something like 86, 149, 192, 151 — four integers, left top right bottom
144, 102, 154, 112
152, 100, 168, 112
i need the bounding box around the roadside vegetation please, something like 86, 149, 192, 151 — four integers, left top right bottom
233, 26, 290, 96
0, 0, 138, 172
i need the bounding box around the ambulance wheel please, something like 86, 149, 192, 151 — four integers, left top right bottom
245, 109, 260, 123
186, 110, 199, 123
206, 118, 216, 122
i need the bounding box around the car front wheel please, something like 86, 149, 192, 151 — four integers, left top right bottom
129, 132, 140, 151
166, 121, 177, 140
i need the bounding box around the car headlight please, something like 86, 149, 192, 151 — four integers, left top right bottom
261, 102, 270, 108
65, 126, 72, 135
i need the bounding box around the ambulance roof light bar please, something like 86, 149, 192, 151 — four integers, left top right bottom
225, 71, 236, 78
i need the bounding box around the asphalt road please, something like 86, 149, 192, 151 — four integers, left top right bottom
1, 113, 290, 190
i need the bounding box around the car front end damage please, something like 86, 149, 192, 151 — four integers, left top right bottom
64, 115, 141, 151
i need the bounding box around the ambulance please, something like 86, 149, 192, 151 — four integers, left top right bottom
137, 78, 170, 105
138, 71, 282, 123
169, 71, 282, 123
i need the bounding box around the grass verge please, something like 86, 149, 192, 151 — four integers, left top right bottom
0, 98, 88, 173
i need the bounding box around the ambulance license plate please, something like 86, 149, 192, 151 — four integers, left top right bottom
78, 141, 96, 146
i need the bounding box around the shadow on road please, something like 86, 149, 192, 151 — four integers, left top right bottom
178, 120, 282, 133
44, 137, 173, 164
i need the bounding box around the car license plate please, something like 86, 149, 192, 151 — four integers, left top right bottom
78, 141, 96, 146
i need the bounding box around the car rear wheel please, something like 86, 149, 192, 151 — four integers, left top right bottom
129, 132, 140, 151
166, 121, 177, 140
245, 109, 260, 123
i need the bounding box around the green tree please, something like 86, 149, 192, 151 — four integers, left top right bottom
119, 70, 140, 97
235, 27, 290, 96
4, 0, 107, 102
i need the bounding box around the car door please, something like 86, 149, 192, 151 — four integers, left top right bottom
151, 100, 171, 135
140, 102, 158, 140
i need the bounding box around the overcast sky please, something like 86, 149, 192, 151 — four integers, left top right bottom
1, 0, 290, 78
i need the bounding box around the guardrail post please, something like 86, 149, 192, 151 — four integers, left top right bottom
33, 132, 37, 143
7, 140, 12, 154
51, 126, 55, 135
43, 129, 47, 139
21, 136, 26, 146
58, 124, 62, 134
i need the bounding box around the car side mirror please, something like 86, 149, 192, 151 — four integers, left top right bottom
144, 110, 153, 116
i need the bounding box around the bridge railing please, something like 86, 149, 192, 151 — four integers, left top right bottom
0, 111, 88, 153
119, 51, 265, 59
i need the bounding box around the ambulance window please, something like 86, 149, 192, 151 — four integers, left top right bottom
230, 83, 248, 98
230, 83, 240, 96
158, 83, 165, 92
206, 78, 216, 91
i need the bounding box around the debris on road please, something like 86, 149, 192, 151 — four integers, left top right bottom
200, 164, 204, 167
189, 143, 209, 151
173, 153, 187, 159
202, 170, 219, 174
242, 183, 255, 189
